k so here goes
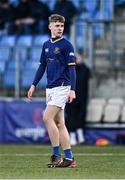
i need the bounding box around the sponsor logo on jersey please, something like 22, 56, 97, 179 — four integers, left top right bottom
69, 52, 74, 56
45, 48, 49, 52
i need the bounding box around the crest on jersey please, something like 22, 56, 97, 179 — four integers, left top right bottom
54, 47, 60, 54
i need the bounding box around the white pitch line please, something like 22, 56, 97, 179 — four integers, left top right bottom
0, 153, 125, 157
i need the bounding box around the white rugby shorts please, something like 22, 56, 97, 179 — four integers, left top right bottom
46, 86, 71, 109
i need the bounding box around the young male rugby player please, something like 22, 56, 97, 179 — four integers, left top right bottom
28, 14, 76, 168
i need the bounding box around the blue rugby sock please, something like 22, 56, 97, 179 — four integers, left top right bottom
52, 146, 60, 157
64, 149, 73, 160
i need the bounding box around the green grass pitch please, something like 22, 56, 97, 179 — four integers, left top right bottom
0, 144, 125, 179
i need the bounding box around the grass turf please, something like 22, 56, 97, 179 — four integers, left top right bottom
0, 144, 125, 179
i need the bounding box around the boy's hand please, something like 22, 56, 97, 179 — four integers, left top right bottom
27, 85, 36, 100
68, 90, 76, 103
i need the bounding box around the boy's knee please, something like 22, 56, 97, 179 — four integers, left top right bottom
56, 121, 65, 129
43, 114, 49, 124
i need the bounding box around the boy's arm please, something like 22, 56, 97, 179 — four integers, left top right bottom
28, 43, 46, 99
32, 63, 46, 87
68, 66, 76, 103
27, 63, 46, 99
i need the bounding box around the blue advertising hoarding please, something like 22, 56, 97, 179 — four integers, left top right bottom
0, 100, 49, 143
1, 100, 125, 144
0, 101, 5, 142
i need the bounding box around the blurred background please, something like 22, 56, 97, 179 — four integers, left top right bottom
0, 0, 125, 145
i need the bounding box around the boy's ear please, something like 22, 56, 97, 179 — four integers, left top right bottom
48, 23, 52, 30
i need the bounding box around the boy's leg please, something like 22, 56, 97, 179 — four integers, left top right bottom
43, 105, 60, 147
54, 109, 77, 167
43, 105, 63, 167
55, 109, 71, 149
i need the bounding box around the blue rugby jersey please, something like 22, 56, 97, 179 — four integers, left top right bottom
32, 37, 76, 89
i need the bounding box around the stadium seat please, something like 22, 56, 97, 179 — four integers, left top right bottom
83, 0, 97, 13
86, 103, 104, 123
108, 98, 124, 106
86, 98, 107, 123
90, 98, 106, 106
87, 10, 102, 38
21, 70, 35, 88
0, 35, 16, 47
88, 1, 111, 21
7, 59, 24, 70
103, 104, 121, 123
120, 105, 125, 122
76, 35, 85, 50
3, 70, 16, 88
7, 60, 16, 70
88, 2, 111, 38
0, 47, 11, 61
76, 23, 87, 49
33, 35, 49, 46
30, 47, 42, 60
0, 61, 6, 74
43, 0, 56, 10
76, 22, 87, 37
12, 47, 28, 61
24, 60, 39, 70
105, 0, 112, 19
21, 68, 47, 89
16, 35, 33, 47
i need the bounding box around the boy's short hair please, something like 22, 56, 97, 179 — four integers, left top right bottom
49, 14, 65, 23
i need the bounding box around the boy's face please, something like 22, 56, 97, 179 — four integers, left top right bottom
49, 21, 64, 38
